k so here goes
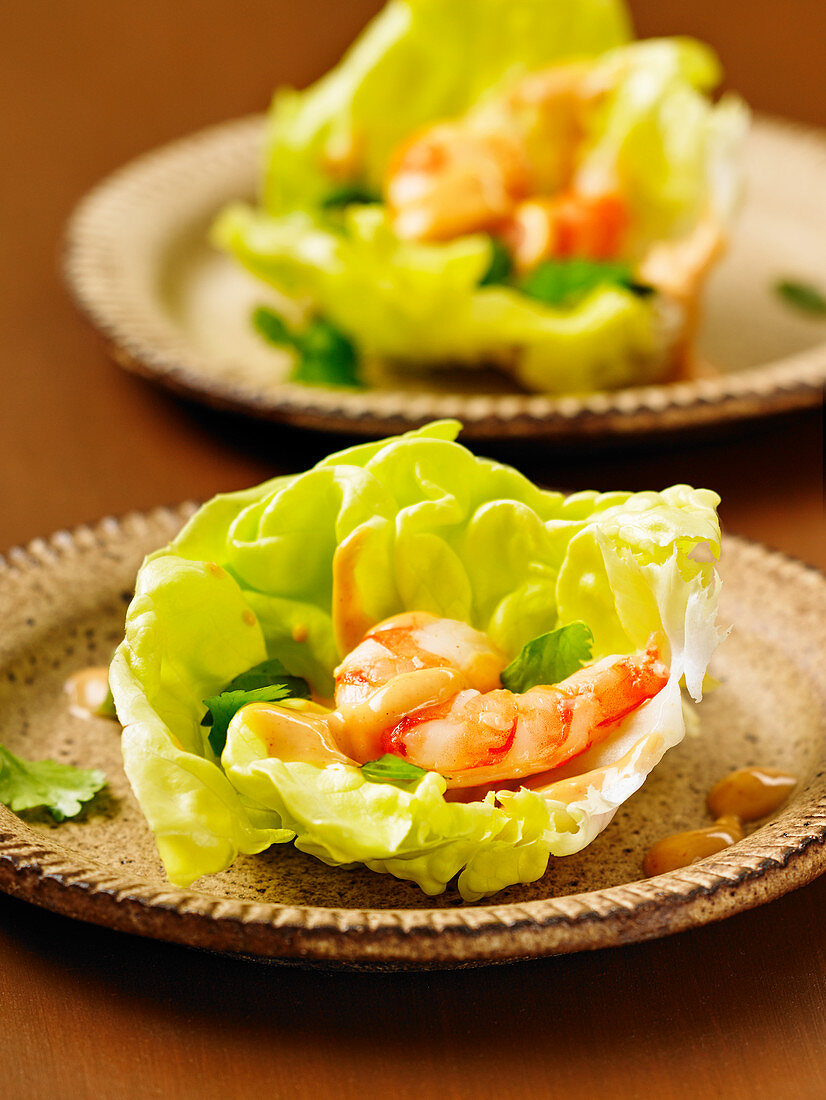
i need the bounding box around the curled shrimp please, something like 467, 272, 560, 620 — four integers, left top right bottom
237, 613, 668, 790
333, 612, 667, 787
333, 612, 506, 762
384, 60, 628, 259
386, 122, 530, 241
372, 641, 668, 787
502, 192, 629, 272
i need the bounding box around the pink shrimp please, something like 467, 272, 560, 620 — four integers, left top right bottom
335, 612, 506, 708
333, 612, 668, 787
384, 62, 600, 247
374, 642, 668, 787
239, 614, 668, 790
386, 122, 530, 241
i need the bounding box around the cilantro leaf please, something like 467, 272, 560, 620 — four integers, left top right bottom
501, 622, 594, 694
252, 306, 294, 346
203, 686, 291, 756
320, 184, 380, 210
293, 318, 362, 388
0, 745, 106, 822
479, 236, 513, 286
222, 658, 310, 696
360, 754, 431, 785
520, 259, 652, 307
775, 279, 826, 317
201, 659, 312, 757
252, 307, 363, 388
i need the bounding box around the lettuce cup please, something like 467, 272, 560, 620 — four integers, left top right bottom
110, 422, 723, 900
213, 0, 747, 394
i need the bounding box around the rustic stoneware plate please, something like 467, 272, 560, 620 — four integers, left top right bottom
64, 116, 826, 442
1, 507, 825, 968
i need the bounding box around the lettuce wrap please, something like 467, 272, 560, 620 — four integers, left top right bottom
213, 0, 748, 393
110, 422, 723, 900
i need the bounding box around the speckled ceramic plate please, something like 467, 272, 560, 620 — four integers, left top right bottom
64, 116, 826, 442
0, 509, 825, 968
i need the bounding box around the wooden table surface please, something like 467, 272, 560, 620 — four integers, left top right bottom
2, 3, 825, 1097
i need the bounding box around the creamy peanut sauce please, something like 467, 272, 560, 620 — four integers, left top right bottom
331, 527, 377, 657
707, 766, 797, 822
241, 701, 353, 767
643, 816, 743, 878
64, 666, 113, 719
643, 766, 797, 877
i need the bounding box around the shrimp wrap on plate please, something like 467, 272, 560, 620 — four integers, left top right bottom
214, 0, 748, 393
111, 422, 724, 900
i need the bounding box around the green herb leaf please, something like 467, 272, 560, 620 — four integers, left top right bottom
252, 305, 295, 347
520, 259, 652, 307
252, 307, 363, 388
321, 184, 381, 210
294, 319, 362, 388
501, 622, 594, 694
479, 237, 513, 286
0, 745, 106, 821
361, 754, 430, 785
775, 279, 826, 316
203, 686, 292, 756
201, 659, 312, 757
223, 658, 310, 696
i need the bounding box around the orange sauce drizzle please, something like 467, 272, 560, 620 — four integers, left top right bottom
644, 766, 797, 877
64, 666, 112, 719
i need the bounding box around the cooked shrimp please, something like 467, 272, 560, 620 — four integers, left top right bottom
244, 613, 668, 790
385, 61, 608, 249
335, 613, 667, 786
386, 122, 530, 241
335, 612, 506, 707
332, 611, 507, 762
374, 640, 668, 788
503, 191, 629, 272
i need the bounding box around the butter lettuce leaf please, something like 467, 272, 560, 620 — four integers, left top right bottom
575, 39, 749, 246
111, 424, 723, 895
214, 7, 747, 394
263, 0, 631, 212
222, 715, 565, 901
213, 204, 664, 393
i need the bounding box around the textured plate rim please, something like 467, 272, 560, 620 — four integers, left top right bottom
0, 507, 825, 965
63, 114, 826, 441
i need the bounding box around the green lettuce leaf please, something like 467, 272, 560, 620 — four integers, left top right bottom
111, 423, 723, 896
0, 745, 106, 821
501, 622, 594, 693
262, 0, 631, 212
222, 716, 566, 900
215, 12, 747, 394
575, 39, 748, 246
214, 205, 663, 393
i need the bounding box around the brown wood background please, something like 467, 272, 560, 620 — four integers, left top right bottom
1, 3, 825, 1097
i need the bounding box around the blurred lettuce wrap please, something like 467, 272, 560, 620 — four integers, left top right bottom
258, 0, 632, 212
110, 422, 723, 900
213, 0, 747, 393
